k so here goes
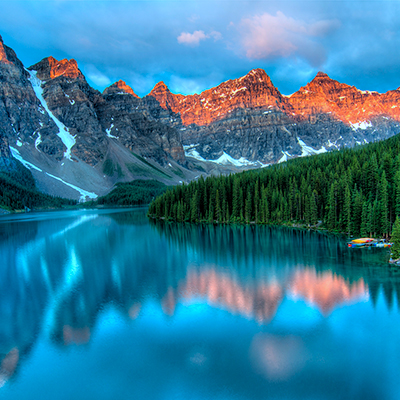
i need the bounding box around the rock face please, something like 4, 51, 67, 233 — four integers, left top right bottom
0, 133, 18, 171
27, 57, 186, 167
32, 56, 85, 81
100, 85, 186, 165
103, 80, 139, 98
29, 57, 109, 166
0, 36, 190, 200
288, 71, 400, 123
0, 35, 62, 160
148, 69, 285, 126
2, 33, 400, 199
148, 69, 400, 164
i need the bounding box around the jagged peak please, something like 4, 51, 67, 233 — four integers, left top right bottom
148, 81, 174, 100
29, 56, 84, 81
0, 34, 11, 64
301, 71, 343, 91
246, 68, 268, 77
238, 68, 273, 84
151, 81, 170, 92
307, 71, 336, 86
103, 80, 139, 97
315, 71, 330, 79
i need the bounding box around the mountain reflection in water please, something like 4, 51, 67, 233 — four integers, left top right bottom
0, 209, 399, 397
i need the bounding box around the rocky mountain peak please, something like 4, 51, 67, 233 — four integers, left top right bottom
149, 81, 171, 96
0, 34, 11, 64
29, 56, 84, 81
306, 71, 339, 89
103, 80, 139, 97
315, 71, 330, 79
148, 81, 177, 110
240, 68, 273, 86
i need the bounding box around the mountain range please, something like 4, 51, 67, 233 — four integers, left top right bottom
1, 34, 399, 201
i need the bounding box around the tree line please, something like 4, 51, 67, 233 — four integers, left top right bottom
148, 133, 400, 238
97, 179, 167, 206
0, 160, 76, 210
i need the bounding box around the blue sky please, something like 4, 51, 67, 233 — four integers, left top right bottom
1, 0, 400, 97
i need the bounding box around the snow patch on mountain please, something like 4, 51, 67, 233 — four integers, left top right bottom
278, 151, 288, 164
183, 145, 259, 167
297, 138, 327, 157
10, 147, 43, 171
350, 121, 372, 130
45, 172, 97, 202
106, 123, 118, 139
27, 69, 76, 160
35, 132, 42, 151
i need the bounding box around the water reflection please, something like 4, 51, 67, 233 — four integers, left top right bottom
177, 266, 283, 322
288, 270, 368, 315
0, 210, 399, 395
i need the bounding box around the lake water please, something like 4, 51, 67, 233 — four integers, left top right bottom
0, 208, 399, 400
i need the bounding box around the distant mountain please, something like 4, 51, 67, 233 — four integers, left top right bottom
0, 35, 195, 201
147, 69, 400, 165
1, 34, 400, 202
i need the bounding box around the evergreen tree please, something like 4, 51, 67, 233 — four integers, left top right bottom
310, 189, 318, 226
360, 202, 368, 237
391, 216, 400, 260
190, 191, 199, 222
378, 171, 389, 237
245, 190, 252, 223
344, 184, 351, 236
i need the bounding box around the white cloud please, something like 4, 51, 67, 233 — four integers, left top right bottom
84, 64, 111, 87
178, 30, 208, 46
177, 30, 222, 47
238, 11, 340, 66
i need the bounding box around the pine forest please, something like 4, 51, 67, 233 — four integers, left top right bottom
148, 133, 400, 237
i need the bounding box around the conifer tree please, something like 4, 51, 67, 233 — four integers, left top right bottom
310, 190, 318, 226
190, 191, 199, 222
215, 190, 221, 222
360, 202, 368, 237
245, 190, 252, 223
344, 184, 351, 236
378, 171, 389, 237
232, 179, 241, 221
391, 216, 400, 260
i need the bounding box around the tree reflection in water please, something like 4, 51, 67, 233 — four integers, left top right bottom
0, 209, 398, 388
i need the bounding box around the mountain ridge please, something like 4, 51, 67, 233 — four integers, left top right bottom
1, 34, 400, 203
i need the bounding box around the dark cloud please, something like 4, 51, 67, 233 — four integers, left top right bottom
0, 0, 399, 96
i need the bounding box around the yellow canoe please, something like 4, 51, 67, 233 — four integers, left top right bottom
351, 238, 375, 244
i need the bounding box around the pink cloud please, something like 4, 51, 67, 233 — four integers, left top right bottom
239, 11, 340, 66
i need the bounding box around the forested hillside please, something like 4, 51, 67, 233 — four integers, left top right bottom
148, 134, 400, 237
0, 161, 76, 210
97, 179, 167, 206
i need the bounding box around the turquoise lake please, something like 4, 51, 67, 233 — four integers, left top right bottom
0, 208, 399, 399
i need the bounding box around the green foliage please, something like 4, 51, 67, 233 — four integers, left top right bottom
98, 179, 167, 206
0, 161, 76, 210
148, 133, 400, 236
1, 160, 36, 190
391, 217, 400, 259
131, 153, 172, 178
102, 159, 115, 176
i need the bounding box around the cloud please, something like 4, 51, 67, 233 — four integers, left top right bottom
178, 30, 208, 46
83, 64, 111, 87
238, 11, 340, 66
177, 30, 222, 46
